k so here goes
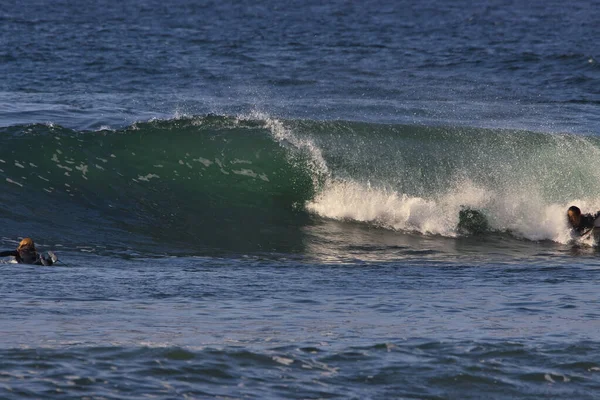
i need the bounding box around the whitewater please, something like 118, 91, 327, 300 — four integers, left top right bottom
3, 115, 599, 255
3, 0, 600, 398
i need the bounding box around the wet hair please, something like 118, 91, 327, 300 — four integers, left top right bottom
568, 206, 581, 216
17, 237, 35, 250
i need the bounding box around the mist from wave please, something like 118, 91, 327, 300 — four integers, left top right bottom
295, 121, 600, 243
1, 114, 599, 255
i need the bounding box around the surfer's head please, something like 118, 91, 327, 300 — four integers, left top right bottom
567, 206, 582, 228
17, 237, 35, 251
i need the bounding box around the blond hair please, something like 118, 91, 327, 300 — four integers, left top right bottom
17, 237, 35, 250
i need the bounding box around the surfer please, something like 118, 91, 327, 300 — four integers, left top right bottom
567, 206, 600, 237
0, 238, 56, 265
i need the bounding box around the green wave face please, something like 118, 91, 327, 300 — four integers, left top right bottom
2, 115, 600, 254
0, 116, 318, 253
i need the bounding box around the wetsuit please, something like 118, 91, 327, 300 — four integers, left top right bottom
0, 248, 53, 265
572, 212, 600, 236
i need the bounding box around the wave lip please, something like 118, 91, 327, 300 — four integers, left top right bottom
299, 122, 600, 244
1, 115, 600, 253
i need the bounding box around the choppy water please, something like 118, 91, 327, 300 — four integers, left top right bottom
3, 255, 600, 399
2, 0, 600, 398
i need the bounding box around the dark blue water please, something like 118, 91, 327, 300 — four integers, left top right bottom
3, 0, 599, 130
2, 0, 600, 398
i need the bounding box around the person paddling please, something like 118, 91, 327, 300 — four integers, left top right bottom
0, 238, 56, 265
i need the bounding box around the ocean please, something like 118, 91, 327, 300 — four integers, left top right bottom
1, 0, 600, 398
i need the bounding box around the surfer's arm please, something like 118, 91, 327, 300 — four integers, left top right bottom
580, 226, 596, 239
0, 250, 18, 257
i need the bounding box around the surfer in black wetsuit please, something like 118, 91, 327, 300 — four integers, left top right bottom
0, 238, 55, 265
567, 206, 600, 237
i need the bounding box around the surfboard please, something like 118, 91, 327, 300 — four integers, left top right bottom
40, 251, 58, 266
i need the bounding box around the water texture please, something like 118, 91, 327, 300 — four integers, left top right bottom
1, 0, 600, 398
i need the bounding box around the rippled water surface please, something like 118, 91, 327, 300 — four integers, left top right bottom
2, 249, 600, 398
2, 0, 600, 398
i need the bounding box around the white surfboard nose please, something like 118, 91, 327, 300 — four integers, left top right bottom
47, 251, 58, 263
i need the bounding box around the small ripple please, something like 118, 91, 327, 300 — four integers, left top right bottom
1, 341, 600, 399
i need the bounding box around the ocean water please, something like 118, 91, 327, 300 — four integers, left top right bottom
1, 0, 600, 398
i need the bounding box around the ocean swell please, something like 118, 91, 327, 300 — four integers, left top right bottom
1, 115, 599, 253
296, 121, 600, 243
